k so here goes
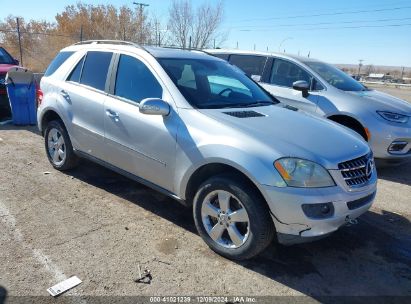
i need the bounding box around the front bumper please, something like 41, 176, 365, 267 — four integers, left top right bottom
260, 169, 377, 245
368, 119, 411, 161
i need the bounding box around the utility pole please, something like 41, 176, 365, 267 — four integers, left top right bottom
357, 59, 364, 78
133, 2, 149, 44
80, 25, 83, 42
16, 17, 23, 66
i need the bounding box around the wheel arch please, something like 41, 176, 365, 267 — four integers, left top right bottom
40, 109, 64, 135
327, 113, 369, 141
184, 162, 269, 208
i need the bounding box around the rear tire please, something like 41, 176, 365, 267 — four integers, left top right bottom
193, 174, 275, 260
44, 120, 78, 170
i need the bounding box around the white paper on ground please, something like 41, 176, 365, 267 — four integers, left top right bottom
47, 276, 82, 297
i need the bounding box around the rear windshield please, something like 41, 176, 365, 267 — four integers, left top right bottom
303, 61, 367, 92
44, 51, 74, 76
0, 47, 14, 64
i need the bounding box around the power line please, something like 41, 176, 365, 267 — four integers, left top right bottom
237, 23, 411, 32
237, 5, 411, 23
230, 17, 411, 29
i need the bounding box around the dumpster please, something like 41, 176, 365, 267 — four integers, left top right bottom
5, 67, 36, 125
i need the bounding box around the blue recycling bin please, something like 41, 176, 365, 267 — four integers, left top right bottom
5, 67, 37, 125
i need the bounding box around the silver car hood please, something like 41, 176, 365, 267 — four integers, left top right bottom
345, 89, 411, 114
198, 105, 369, 169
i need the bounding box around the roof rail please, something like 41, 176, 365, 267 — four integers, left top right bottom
159, 45, 211, 55
73, 40, 144, 49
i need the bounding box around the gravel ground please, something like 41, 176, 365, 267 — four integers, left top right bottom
0, 125, 410, 302
365, 83, 411, 103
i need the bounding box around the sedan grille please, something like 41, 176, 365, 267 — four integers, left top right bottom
338, 153, 374, 188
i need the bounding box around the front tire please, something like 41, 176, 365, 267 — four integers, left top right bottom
44, 120, 78, 170
193, 174, 275, 260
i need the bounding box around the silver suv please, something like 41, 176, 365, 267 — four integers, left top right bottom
38, 41, 377, 260
207, 49, 411, 165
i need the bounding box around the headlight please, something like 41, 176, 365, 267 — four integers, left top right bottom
377, 111, 409, 123
274, 158, 335, 188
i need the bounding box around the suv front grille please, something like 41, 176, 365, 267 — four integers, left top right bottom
338, 153, 374, 188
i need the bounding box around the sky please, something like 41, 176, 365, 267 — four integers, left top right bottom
1, 0, 411, 67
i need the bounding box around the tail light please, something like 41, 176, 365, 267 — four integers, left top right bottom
36, 82, 43, 106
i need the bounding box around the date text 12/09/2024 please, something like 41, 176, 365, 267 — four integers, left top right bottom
149, 296, 257, 303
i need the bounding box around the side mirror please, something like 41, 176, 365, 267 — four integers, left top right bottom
13, 59, 19, 66
292, 80, 309, 98
139, 98, 170, 116
251, 74, 261, 82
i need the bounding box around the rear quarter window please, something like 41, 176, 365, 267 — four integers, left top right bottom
44, 51, 74, 76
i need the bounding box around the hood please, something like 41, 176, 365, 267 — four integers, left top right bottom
345, 89, 411, 115
199, 105, 370, 169
0, 64, 17, 74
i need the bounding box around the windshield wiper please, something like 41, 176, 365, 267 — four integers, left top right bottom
242, 101, 275, 107
198, 100, 275, 109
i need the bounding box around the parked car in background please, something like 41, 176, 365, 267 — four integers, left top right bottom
38, 41, 376, 260
0, 46, 19, 119
207, 49, 411, 165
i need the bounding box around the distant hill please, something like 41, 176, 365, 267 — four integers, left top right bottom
335, 64, 411, 77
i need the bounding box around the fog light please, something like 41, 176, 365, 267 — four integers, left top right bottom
302, 202, 334, 219
388, 141, 408, 153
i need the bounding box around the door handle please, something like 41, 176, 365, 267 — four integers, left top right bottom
60, 90, 70, 100
106, 109, 119, 121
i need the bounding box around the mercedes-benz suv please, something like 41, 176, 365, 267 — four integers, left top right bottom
37, 41, 377, 260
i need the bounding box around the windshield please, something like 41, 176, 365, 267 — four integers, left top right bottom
158, 58, 278, 109
0, 48, 15, 64
303, 61, 367, 92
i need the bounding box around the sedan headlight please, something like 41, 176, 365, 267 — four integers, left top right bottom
274, 158, 335, 188
377, 111, 409, 123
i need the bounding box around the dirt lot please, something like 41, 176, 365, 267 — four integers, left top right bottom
365, 83, 411, 103
0, 125, 410, 302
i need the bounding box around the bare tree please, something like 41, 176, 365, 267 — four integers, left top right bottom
168, 0, 193, 49
168, 0, 224, 49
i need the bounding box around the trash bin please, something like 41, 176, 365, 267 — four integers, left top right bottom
5, 67, 36, 125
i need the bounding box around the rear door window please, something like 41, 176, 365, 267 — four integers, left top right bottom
270, 58, 312, 88
44, 51, 74, 76
229, 55, 267, 77
67, 56, 85, 83
114, 54, 162, 103
80, 51, 113, 91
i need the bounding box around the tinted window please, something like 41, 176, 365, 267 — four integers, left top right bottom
229, 55, 267, 77
159, 58, 278, 109
114, 55, 162, 102
67, 56, 85, 83
303, 61, 367, 92
80, 51, 112, 91
270, 59, 312, 88
212, 53, 230, 61
44, 51, 74, 76
0, 48, 14, 64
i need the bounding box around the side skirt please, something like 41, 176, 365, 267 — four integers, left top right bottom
74, 150, 188, 207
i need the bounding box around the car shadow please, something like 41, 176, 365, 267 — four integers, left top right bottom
0, 285, 7, 304
377, 160, 411, 187
64, 160, 411, 299
0, 124, 40, 135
